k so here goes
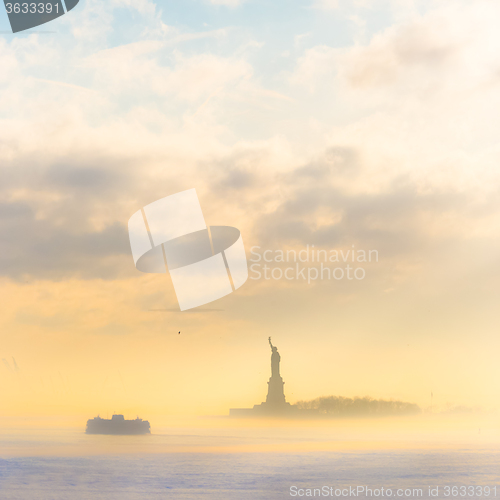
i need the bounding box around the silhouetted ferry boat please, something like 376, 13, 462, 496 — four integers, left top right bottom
86, 414, 151, 435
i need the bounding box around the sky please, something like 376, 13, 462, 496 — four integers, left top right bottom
1, 0, 500, 420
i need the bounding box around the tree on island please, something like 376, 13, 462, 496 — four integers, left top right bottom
296, 395, 420, 417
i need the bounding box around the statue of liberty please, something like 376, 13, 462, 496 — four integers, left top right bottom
268, 337, 280, 378
229, 337, 294, 416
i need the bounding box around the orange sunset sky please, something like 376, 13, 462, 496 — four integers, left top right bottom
2, 0, 500, 421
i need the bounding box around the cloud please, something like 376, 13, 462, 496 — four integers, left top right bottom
208, 0, 245, 6
290, 45, 338, 93
336, 10, 465, 90
0, 8, 271, 283
0, 199, 132, 280
293, 1, 500, 100
311, 0, 452, 13
312, 0, 339, 9
251, 152, 483, 256
1, 0, 500, 297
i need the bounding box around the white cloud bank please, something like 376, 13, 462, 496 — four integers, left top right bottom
1, 0, 500, 284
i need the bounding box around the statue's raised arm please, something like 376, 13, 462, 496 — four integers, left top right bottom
268, 337, 280, 377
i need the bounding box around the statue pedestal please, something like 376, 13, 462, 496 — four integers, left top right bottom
243, 374, 292, 415
265, 375, 286, 406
